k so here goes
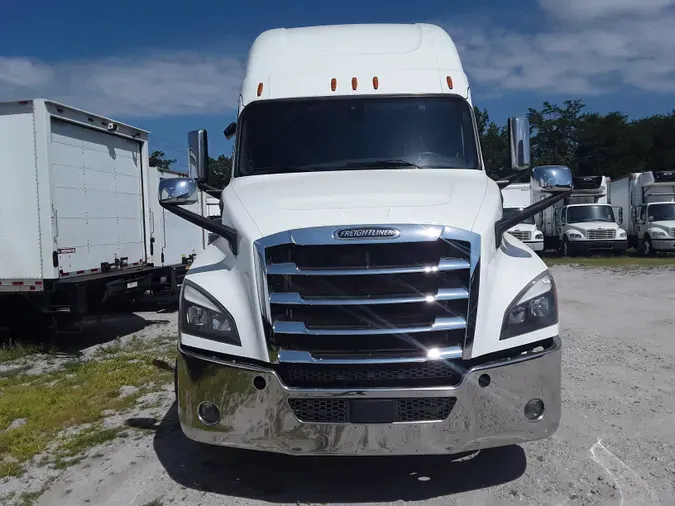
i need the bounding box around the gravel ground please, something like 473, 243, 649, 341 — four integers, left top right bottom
2, 265, 674, 505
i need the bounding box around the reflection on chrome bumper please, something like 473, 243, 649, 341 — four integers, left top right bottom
176, 337, 561, 456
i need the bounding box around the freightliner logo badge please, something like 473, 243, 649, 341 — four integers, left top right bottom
334, 227, 401, 240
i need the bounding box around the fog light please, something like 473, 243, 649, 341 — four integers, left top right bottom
197, 401, 221, 426
524, 398, 545, 421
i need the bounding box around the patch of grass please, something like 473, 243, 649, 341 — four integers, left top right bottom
0, 342, 44, 363
0, 354, 172, 477
142, 499, 164, 506
543, 250, 675, 268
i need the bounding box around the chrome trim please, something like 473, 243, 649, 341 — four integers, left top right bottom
269, 287, 469, 306
273, 316, 466, 336
266, 258, 470, 276
176, 336, 561, 455
254, 223, 481, 364
277, 347, 463, 364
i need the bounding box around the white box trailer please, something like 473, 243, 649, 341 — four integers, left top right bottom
0, 99, 202, 331
610, 171, 675, 255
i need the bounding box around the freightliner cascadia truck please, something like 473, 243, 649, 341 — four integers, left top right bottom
158, 23, 573, 456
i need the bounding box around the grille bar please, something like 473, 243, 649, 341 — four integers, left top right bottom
266, 258, 470, 276
509, 230, 531, 241
269, 287, 469, 305
273, 316, 466, 335
278, 347, 463, 364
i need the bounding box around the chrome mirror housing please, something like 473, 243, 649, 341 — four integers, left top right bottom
531, 165, 574, 194
507, 116, 531, 171
158, 177, 198, 205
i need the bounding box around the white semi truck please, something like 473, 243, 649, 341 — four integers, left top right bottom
535, 172, 628, 255
158, 23, 572, 456
501, 183, 544, 252
0, 99, 207, 333
610, 171, 675, 255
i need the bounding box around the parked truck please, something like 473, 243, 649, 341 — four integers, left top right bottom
501, 182, 544, 252
158, 23, 572, 456
610, 171, 675, 255
0, 99, 206, 333
534, 172, 627, 255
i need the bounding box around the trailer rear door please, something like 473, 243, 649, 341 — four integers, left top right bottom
49, 119, 146, 275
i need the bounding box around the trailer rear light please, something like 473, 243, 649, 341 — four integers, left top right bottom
12, 281, 24, 286
446, 76, 454, 89
372, 76, 379, 90
351, 77, 358, 90
257, 82, 263, 97
331, 78, 337, 91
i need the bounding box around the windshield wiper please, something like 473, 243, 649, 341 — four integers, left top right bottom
344, 159, 423, 170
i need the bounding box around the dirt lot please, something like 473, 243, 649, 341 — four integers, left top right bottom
1, 265, 674, 506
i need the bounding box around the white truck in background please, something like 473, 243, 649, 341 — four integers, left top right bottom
158, 23, 573, 457
501, 182, 544, 252
0, 99, 206, 334
534, 172, 627, 256
610, 171, 675, 255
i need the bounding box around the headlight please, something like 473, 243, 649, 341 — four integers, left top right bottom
501, 271, 558, 340
534, 232, 543, 239
651, 229, 667, 238
568, 232, 583, 239
618, 230, 627, 238
180, 282, 240, 345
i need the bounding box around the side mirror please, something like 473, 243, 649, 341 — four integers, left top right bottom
158, 177, 198, 206
188, 129, 209, 183
223, 122, 237, 140
531, 165, 574, 194
507, 116, 531, 171
614, 206, 623, 224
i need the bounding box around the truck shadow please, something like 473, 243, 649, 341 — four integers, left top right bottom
142, 403, 527, 502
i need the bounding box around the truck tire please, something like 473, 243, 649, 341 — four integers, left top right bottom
642, 235, 656, 257
561, 237, 571, 257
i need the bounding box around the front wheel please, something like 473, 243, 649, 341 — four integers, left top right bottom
561, 237, 571, 257
642, 236, 656, 257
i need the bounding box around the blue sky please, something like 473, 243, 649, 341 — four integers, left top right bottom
2, 0, 675, 171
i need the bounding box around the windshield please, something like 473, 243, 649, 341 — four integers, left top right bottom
502, 207, 535, 224
567, 205, 615, 223
648, 203, 675, 221
235, 95, 479, 176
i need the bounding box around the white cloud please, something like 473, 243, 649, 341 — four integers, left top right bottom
0, 52, 245, 117
445, 0, 675, 96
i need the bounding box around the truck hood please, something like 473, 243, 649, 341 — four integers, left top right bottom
507, 223, 538, 233
229, 169, 489, 237
567, 222, 621, 233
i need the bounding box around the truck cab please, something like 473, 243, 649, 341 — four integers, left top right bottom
501, 183, 544, 252
631, 171, 675, 255
538, 174, 627, 256
157, 23, 572, 456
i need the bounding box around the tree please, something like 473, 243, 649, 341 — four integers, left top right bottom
208, 155, 233, 188
474, 106, 509, 179
149, 150, 176, 170
527, 99, 585, 170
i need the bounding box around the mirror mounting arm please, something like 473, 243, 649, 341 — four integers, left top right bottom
495, 168, 532, 190
197, 182, 223, 199
160, 202, 238, 255
495, 189, 572, 247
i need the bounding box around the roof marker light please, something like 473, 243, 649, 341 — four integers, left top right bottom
446, 76, 454, 89
331, 78, 337, 92
372, 76, 379, 90
256, 82, 263, 97
351, 77, 358, 91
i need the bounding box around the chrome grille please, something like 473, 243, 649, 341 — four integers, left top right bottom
670, 228, 675, 238
587, 229, 616, 240
255, 225, 479, 361
509, 230, 531, 241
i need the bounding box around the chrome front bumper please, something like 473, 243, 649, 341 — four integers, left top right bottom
176, 337, 561, 456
